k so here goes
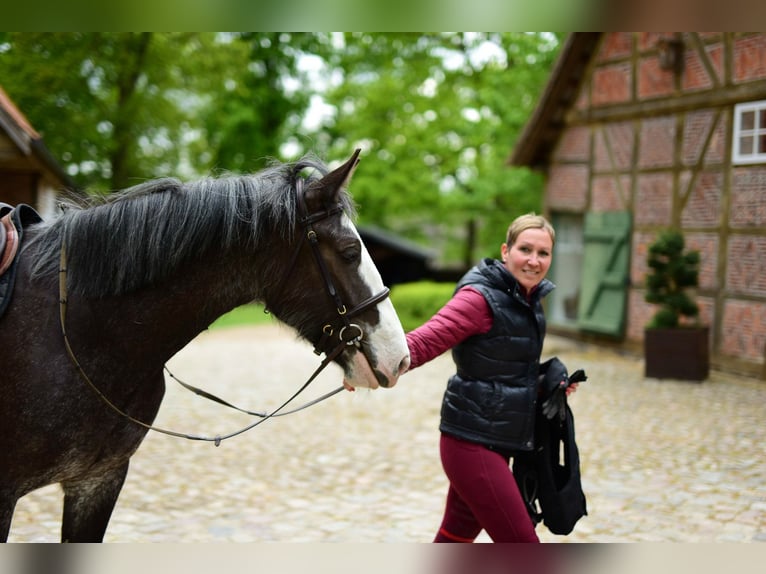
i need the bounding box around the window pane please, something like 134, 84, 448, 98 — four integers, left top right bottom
759, 133, 766, 154
740, 135, 754, 154
760, 110, 766, 129
742, 110, 756, 130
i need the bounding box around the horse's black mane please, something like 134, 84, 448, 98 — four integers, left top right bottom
29, 155, 354, 298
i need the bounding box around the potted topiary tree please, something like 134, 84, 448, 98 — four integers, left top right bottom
643, 229, 709, 381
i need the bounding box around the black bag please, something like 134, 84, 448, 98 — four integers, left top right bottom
513, 396, 587, 535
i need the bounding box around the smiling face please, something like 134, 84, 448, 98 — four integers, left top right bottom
501, 227, 554, 293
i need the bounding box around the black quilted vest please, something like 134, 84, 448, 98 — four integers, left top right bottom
439, 258, 554, 453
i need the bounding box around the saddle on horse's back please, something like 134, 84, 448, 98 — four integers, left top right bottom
0, 202, 42, 319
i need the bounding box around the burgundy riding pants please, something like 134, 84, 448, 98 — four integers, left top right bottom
433, 433, 540, 543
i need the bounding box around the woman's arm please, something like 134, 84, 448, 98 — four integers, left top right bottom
405, 286, 493, 370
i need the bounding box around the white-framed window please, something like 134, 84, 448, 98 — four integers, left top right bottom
733, 100, 766, 165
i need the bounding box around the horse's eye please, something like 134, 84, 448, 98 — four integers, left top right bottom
340, 245, 361, 263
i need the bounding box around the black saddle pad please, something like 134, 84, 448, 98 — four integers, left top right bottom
0, 203, 43, 320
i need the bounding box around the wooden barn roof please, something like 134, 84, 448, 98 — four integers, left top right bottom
509, 33, 602, 170
359, 225, 435, 261
0, 85, 76, 190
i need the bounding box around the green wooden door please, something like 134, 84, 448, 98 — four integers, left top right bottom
576, 211, 631, 336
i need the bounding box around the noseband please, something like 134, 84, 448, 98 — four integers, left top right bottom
57, 175, 392, 446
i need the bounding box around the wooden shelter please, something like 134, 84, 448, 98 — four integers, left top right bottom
0, 85, 74, 218
359, 226, 436, 287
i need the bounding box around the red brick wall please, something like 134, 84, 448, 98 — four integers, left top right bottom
544, 32, 766, 375
681, 171, 723, 228
685, 232, 719, 291
730, 167, 766, 227
591, 63, 632, 106
594, 123, 634, 172
597, 33, 633, 61
683, 44, 724, 91
552, 126, 590, 162
627, 290, 653, 341
638, 117, 675, 169
733, 35, 766, 83
721, 300, 766, 361
546, 165, 588, 210
638, 57, 675, 99
682, 110, 725, 166
725, 236, 766, 298
635, 173, 673, 225
592, 175, 630, 212
637, 33, 663, 51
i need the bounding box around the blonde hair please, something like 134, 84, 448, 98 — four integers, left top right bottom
505, 213, 556, 247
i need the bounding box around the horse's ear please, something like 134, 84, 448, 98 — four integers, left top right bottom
309, 149, 361, 203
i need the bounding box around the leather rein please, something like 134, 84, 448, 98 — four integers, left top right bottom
57, 177, 390, 446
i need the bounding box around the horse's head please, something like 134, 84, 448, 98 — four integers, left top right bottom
267, 150, 410, 389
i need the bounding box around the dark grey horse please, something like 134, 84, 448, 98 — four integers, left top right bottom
0, 151, 409, 541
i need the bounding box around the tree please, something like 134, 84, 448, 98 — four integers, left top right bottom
303, 33, 560, 267
1, 33, 194, 191
644, 229, 701, 329
0, 32, 562, 269
192, 32, 322, 174
0, 33, 313, 191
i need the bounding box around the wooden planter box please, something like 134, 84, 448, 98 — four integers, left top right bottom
644, 326, 710, 381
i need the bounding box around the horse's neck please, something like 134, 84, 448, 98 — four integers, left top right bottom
80, 252, 263, 366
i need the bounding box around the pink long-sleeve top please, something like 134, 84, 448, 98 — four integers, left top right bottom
405, 286, 494, 369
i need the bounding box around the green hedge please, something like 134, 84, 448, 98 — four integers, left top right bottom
390, 281, 456, 332
210, 303, 274, 329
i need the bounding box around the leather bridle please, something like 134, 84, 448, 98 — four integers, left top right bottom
58, 175, 391, 446
273, 177, 390, 356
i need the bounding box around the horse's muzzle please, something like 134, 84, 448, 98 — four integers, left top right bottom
343, 349, 409, 390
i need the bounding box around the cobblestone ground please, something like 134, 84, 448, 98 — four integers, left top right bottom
7, 323, 766, 543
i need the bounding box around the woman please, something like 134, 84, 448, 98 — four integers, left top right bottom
405, 213, 577, 543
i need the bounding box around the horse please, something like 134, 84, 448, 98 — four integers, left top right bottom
0, 150, 410, 542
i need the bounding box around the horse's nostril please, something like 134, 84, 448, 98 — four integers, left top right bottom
398, 355, 411, 375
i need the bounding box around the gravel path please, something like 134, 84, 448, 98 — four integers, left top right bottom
7, 323, 766, 542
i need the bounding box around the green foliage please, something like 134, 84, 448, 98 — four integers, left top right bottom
209, 303, 275, 329
0, 32, 561, 269
196, 33, 320, 173
0, 33, 206, 191
304, 32, 561, 267
390, 281, 456, 332
644, 230, 701, 329
0, 33, 309, 191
